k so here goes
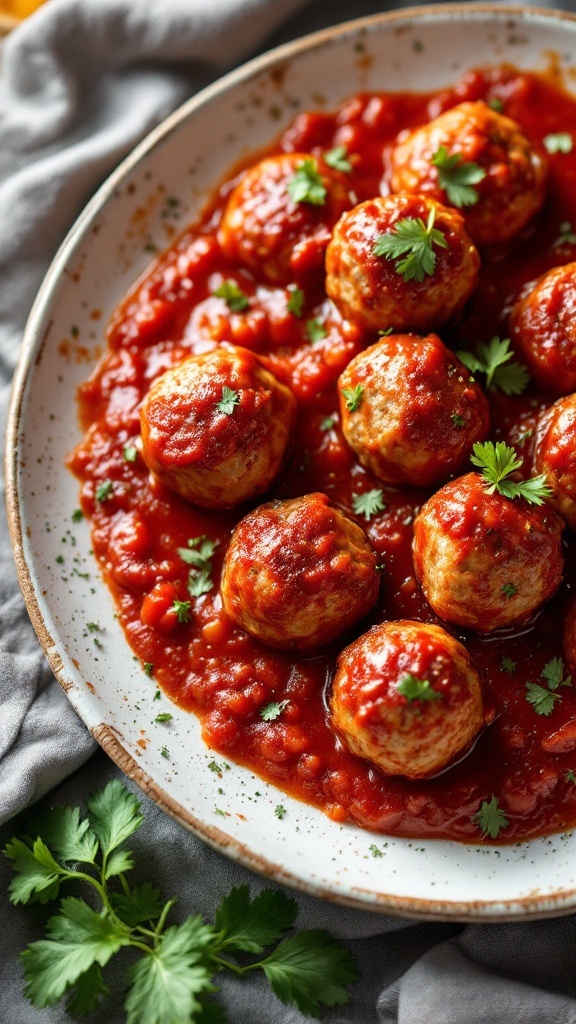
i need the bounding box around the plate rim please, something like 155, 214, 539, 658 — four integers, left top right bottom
7, 1, 576, 922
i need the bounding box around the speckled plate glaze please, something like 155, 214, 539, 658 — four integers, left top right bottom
8, 4, 576, 921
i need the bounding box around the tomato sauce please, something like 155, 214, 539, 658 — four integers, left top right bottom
69, 66, 576, 843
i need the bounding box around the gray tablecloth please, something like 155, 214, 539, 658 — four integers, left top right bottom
2, 1, 576, 1021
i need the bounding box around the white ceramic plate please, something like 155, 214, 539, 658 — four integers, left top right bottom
8, 4, 576, 921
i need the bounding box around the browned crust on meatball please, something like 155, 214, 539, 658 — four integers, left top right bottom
221, 492, 380, 650
337, 332, 490, 487
509, 263, 576, 395
330, 619, 484, 779
533, 394, 576, 531
412, 472, 564, 632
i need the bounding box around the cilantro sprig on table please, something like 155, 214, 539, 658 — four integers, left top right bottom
5, 781, 358, 1023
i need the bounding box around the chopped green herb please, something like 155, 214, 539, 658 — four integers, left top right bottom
144, 663, 154, 678
451, 413, 465, 428
274, 805, 287, 820
160, 746, 170, 759
369, 844, 383, 858
324, 145, 352, 173
543, 132, 573, 154
470, 441, 552, 505
341, 384, 363, 412
123, 445, 138, 463
501, 582, 517, 600
397, 674, 441, 704
352, 489, 386, 520
500, 657, 517, 675
378, 326, 394, 336
566, 769, 576, 783
95, 480, 113, 503
260, 700, 289, 722
213, 279, 249, 311
472, 795, 510, 839
457, 337, 530, 396
305, 318, 327, 343
286, 158, 327, 205
320, 416, 335, 432
216, 386, 241, 416
71, 509, 83, 523
286, 286, 304, 317
155, 713, 173, 724
172, 600, 191, 624
488, 97, 504, 112
554, 220, 576, 247
55, 554, 64, 564
431, 146, 486, 207
373, 207, 448, 283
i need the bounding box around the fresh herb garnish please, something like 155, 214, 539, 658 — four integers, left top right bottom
543, 132, 573, 154
178, 536, 218, 598
260, 700, 289, 722
213, 279, 249, 311
541, 657, 572, 690
4, 782, 358, 1021
566, 769, 576, 783
341, 384, 364, 412
500, 656, 517, 675
172, 600, 191, 624
216, 386, 240, 416
123, 445, 138, 463
457, 337, 530, 396
525, 657, 572, 716
352, 489, 386, 520
470, 441, 552, 505
451, 413, 465, 428
95, 480, 113, 503
554, 220, 576, 247
71, 509, 84, 523
431, 146, 486, 207
160, 746, 170, 760
320, 416, 335, 432
472, 795, 510, 839
397, 674, 441, 704
286, 158, 327, 206
324, 145, 352, 173
501, 582, 518, 600
373, 207, 448, 283
286, 286, 304, 317
369, 844, 383, 858
488, 97, 504, 112
154, 713, 173, 723
274, 805, 287, 820
305, 318, 328, 343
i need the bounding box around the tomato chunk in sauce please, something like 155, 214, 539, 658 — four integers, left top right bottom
69, 66, 576, 843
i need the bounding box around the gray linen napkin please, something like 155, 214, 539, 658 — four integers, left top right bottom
2, 0, 576, 1022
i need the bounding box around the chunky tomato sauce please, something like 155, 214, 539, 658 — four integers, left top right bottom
69, 66, 576, 843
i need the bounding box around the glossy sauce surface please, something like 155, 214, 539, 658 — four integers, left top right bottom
69, 67, 576, 843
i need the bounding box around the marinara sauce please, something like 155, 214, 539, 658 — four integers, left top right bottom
69, 66, 576, 843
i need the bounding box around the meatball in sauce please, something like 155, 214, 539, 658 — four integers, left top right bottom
533, 393, 576, 532
509, 263, 576, 395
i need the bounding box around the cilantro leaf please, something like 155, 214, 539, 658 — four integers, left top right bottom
216, 386, 240, 416
341, 384, 363, 412
188, 570, 213, 598
85, 779, 143, 859
213, 280, 249, 311
305, 318, 327, 343
275, 805, 286, 820
172, 599, 192, 623
543, 132, 573, 154
397, 674, 441, 703
541, 656, 572, 690
22, 897, 130, 1008
373, 207, 448, 283
286, 286, 304, 317
180, 536, 217, 597
27, 805, 98, 865
457, 337, 530, 396
260, 700, 289, 722
125, 916, 217, 1024
352, 489, 386, 520
5, 837, 65, 905
110, 883, 164, 928
104, 848, 135, 879
501, 582, 517, 600
431, 145, 486, 207
526, 681, 562, 716
324, 145, 352, 173
66, 962, 109, 1018
470, 440, 552, 505
261, 930, 358, 1018
501, 656, 517, 675
472, 796, 510, 839
215, 885, 297, 954
286, 159, 327, 205
123, 445, 138, 463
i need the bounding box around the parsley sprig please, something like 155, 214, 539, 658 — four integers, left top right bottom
526, 657, 573, 716
5, 781, 358, 1022
373, 207, 448, 283
397, 674, 441, 704
352, 489, 386, 521
286, 159, 327, 206
431, 146, 486, 207
178, 536, 218, 597
213, 280, 249, 312
457, 337, 530, 395
470, 441, 552, 505
216, 386, 240, 416
472, 795, 510, 840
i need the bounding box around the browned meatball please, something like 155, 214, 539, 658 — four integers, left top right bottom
509, 263, 576, 395
533, 394, 576, 530
390, 101, 547, 247
337, 332, 489, 487
140, 346, 296, 508
325, 193, 479, 333
221, 492, 379, 650
218, 153, 353, 285
330, 620, 483, 779
413, 473, 564, 632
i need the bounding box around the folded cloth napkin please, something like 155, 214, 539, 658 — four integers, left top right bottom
1, 0, 576, 1022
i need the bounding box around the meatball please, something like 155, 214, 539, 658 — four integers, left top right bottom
509, 263, 576, 394
218, 153, 353, 285
330, 620, 483, 779
325, 193, 479, 333
533, 394, 576, 530
413, 472, 564, 632
390, 101, 547, 247
221, 492, 379, 650
337, 332, 489, 487
140, 346, 296, 508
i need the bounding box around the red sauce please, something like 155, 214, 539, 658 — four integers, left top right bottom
69, 66, 576, 843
